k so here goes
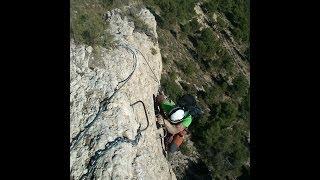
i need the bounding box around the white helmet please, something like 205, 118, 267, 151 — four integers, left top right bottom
169, 107, 186, 124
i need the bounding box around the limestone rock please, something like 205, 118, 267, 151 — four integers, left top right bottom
70, 7, 175, 180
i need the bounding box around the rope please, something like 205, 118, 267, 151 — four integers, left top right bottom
79, 100, 150, 180
156, 126, 168, 139
135, 48, 160, 85
70, 44, 138, 151
118, 41, 160, 85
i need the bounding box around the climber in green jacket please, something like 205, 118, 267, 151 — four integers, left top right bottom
156, 93, 192, 133
156, 92, 201, 153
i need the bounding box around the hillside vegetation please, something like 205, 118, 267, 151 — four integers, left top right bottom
143, 0, 250, 179
202, 0, 250, 43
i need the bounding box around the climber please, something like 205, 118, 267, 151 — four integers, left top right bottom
155, 92, 202, 153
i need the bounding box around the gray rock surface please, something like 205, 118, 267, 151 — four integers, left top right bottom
70, 7, 176, 180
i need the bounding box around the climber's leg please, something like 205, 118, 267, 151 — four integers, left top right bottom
169, 143, 178, 153
165, 133, 174, 150
169, 133, 184, 153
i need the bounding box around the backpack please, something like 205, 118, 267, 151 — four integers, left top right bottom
177, 94, 203, 119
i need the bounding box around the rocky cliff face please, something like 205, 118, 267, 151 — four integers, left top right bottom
70, 6, 175, 180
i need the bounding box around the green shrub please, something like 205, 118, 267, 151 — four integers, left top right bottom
196, 41, 208, 58
150, 47, 157, 55
202, 1, 218, 13
199, 28, 215, 42
161, 76, 182, 102
162, 57, 168, 64
221, 82, 229, 92
228, 74, 249, 98
202, 0, 249, 43
238, 92, 249, 120
168, 71, 177, 80
196, 28, 222, 61
144, 0, 197, 30
180, 82, 197, 95
221, 53, 235, 75
183, 61, 197, 76
180, 23, 191, 34
220, 101, 237, 121
217, 15, 228, 29
181, 18, 201, 35
174, 59, 197, 77
129, 13, 153, 35
179, 142, 192, 155
204, 85, 223, 105
71, 0, 114, 46
191, 100, 249, 179
158, 36, 166, 46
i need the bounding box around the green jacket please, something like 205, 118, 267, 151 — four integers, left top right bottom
160, 100, 192, 128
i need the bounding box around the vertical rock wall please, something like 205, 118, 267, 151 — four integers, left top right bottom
70, 7, 175, 180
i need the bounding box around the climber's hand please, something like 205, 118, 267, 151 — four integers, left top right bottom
156, 116, 164, 125
156, 94, 165, 104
